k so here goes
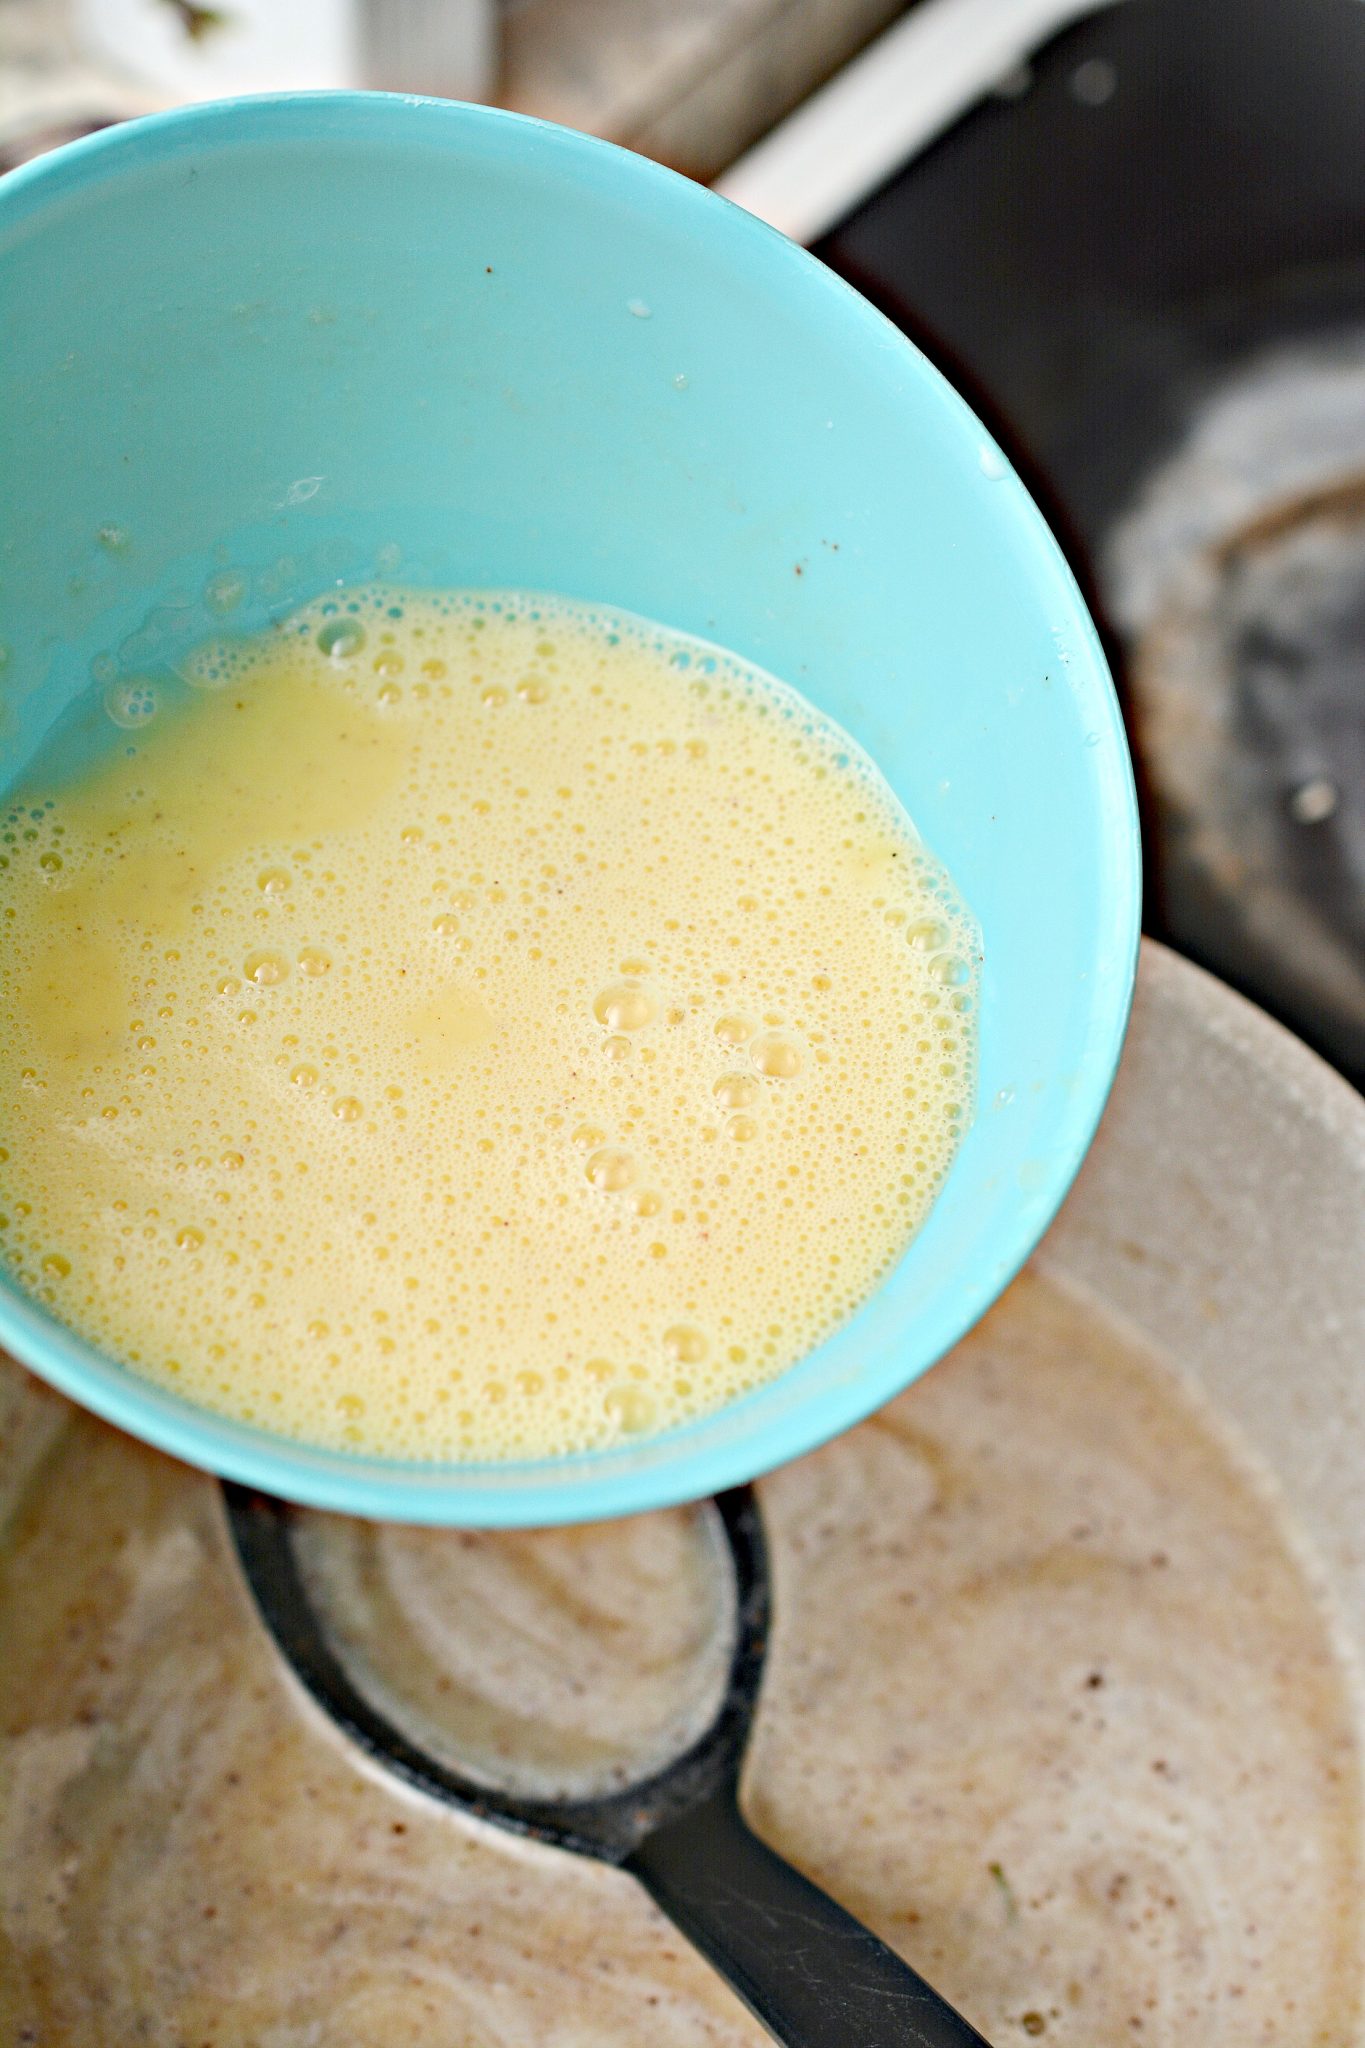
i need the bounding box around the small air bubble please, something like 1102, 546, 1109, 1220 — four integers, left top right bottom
594, 982, 658, 1032
605, 1385, 656, 1432
244, 951, 289, 987
586, 1148, 636, 1192
317, 618, 366, 662
663, 1325, 708, 1365
104, 678, 159, 730
751, 1032, 802, 1080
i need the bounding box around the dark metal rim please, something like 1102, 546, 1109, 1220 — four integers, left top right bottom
222, 1481, 770, 1864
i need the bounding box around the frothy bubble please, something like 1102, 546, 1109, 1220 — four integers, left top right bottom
0, 582, 978, 1463
104, 678, 159, 730
593, 983, 658, 1033
605, 1384, 656, 1432
244, 952, 289, 987
586, 1148, 637, 1192
176, 641, 237, 691
317, 619, 366, 663
750, 1033, 802, 1081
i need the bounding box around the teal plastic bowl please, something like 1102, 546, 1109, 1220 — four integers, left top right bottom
0, 94, 1139, 1523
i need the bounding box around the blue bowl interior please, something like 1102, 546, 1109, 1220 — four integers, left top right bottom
0, 95, 1139, 1522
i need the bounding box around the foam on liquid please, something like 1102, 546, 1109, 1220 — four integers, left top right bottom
0, 588, 977, 1459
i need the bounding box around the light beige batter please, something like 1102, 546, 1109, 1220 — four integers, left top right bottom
292, 1492, 737, 1801
1, 1270, 1360, 2044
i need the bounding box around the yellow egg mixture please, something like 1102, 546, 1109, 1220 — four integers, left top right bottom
0, 587, 976, 1459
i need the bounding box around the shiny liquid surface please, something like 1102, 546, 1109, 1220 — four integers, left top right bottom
1, 1269, 1359, 2043
0, 588, 976, 1460
291, 1494, 736, 1802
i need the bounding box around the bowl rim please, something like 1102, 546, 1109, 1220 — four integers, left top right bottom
0, 90, 1142, 1523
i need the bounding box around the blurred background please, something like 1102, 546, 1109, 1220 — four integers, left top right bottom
0, 0, 910, 175
3, 0, 1363, 1085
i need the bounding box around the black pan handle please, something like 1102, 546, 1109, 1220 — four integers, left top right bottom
626, 1787, 992, 2047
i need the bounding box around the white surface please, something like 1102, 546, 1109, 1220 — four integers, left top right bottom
70, 0, 356, 95
68, 0, 494, 101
